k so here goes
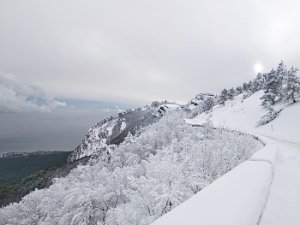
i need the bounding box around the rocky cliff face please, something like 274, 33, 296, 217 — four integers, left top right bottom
68, 102, 180, 162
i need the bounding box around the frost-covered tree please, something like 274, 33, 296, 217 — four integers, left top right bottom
235, 86, 243, 95
242, 82, 250, 92
218, 89, 228, 105
252, 73, 265, 92
257, 106, 282, 126
275, 60, 287, 100
282, 67, 300, 103
202, 97, 214, 112
261, 69, 281, 106
261, 61, 299, 106
189, 96, 215, 118
227, 88, 235, 100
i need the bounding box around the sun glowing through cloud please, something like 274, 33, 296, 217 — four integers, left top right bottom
254, 63, 263, 74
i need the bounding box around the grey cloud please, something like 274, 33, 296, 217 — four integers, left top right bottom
1, 0, 300, 103
0, 71, 65, 113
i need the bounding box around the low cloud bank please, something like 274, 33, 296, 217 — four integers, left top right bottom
0, 71, 65, 113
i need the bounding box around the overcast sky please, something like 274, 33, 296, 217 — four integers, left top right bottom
1, 0, 300, 152
1, 0, 300, 104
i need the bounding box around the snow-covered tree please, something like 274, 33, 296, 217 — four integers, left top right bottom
282, 67, 300, 103
252, 73, 265, 92
242, 82, 250, 92
261, 68, 281, 106
218, 89, 228, 105
261, 61, 300, 106
202, 97, 214, 112
227, 88, 235, 100
257, 106, 282, 126
235, 86, 243, 95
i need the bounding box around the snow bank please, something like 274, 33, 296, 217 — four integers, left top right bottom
151, 146, 277, 225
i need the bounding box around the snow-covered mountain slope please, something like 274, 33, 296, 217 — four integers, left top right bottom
68, 102, 180, 162
0, 112, 262, 225
186, 90, 300, 142
155, 84, 300, 225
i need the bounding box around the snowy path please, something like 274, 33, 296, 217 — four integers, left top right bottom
259, 135, 300, 225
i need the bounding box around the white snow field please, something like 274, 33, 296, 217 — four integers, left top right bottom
186, 90, 300, 142
152, 92, 300, 225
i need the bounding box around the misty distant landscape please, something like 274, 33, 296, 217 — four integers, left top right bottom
0, 151, 70, 183
0, 99, 137, 153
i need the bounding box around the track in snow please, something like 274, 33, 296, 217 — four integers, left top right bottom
258, 134, 300, 225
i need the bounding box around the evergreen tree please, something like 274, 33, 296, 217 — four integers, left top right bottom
242, 82, 249, 92
202, 97, 214, 112
218, 89, 228, 105
227, 88, 235, 100
261, 69, 278, 106
283, 67, 300, 103
247, 80, 254, 93
275, 60, 287, 100
261, 62, 288, 107
252, 73, 265, 92
235, 86, 243, 95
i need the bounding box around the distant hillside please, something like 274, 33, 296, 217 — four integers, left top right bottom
0, 151, 71, 184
